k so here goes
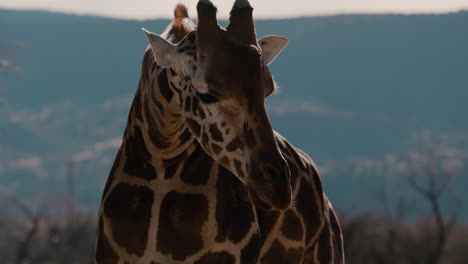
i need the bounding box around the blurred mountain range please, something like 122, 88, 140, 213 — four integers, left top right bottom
1, 9, 467, 218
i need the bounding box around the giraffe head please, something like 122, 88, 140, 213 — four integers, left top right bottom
144, 0, 291, 210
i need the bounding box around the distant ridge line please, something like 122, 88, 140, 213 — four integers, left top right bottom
1, 7, 467, 22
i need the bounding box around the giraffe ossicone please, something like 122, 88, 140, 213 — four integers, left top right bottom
96, 1, 344, 263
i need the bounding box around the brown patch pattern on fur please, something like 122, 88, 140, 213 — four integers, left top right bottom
256, 209, 280, 244
145, 100, 171, 150
233, 159, 245, 178
241, 233, 261, 264
316, 222, 333, 263
157, 191, 209, 260
194, 251, 235, 264
186, 118, 201, 138
158, 69, 174, 103
123, 126, 158, 180
103, 184, 154, 256
184, 96, 192, 112
260, 240, 303, 264
282, 210, 303, 241
296, 177, 323, 242
101, 149, 122, 199
209, 123, 224, 142
215, 166, 254, 243
180, 144, 213, 185
95, 218, 119, 263
243, 123, 256, 147
132, 87, 144, 121
226, 136, 242, 152
211, 143, 222, 155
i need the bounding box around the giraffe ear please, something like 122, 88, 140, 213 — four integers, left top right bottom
258, 36, 288, 65
143, 28, 176, 67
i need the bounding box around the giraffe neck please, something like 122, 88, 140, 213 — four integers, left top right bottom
122, 49, 196, 167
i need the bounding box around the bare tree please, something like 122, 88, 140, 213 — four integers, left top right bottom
406, 143, 461, 264
0, 190, 41, 264
340, 132, 467, 264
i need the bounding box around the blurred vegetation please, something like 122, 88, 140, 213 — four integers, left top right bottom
1, 140, 466, 264
341, 214, 468, 264
0, 193, 95, 264
0, 191, 466, 264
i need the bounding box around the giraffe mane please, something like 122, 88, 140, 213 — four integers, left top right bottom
162, 4, 195, 43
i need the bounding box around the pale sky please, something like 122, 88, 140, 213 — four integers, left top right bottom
1, 0, 468, 20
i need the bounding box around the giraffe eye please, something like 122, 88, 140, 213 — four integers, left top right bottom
197, 92, 220, 104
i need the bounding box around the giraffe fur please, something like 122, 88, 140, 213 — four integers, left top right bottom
95, 2, 344, 263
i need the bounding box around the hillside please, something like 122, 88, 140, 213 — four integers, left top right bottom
1, 9, 467, 217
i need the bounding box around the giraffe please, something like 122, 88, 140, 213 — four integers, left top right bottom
95, 1, 344, 263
